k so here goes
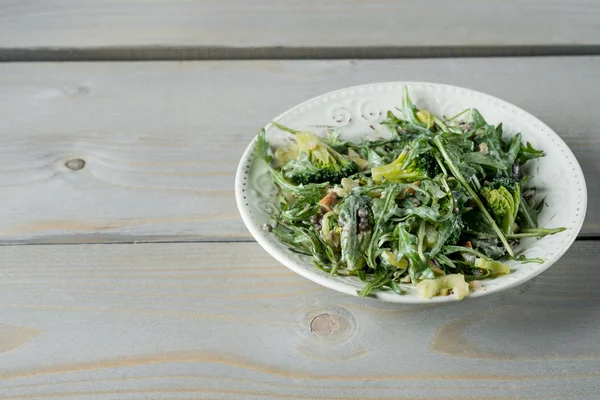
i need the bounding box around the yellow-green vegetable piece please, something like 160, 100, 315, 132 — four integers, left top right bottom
381, 251, 409, 269
416, 109, 434, 128
474, 258, 511, 275
347, 148, 369, 170
371, 151, 407, 182
417, 274, 470, 300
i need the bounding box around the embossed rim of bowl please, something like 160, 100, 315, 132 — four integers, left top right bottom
235, 81, 587, 303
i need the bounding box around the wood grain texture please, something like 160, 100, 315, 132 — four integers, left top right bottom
1, 0, 599, 50
0, 241, 599, 399
0, 58, 597, 242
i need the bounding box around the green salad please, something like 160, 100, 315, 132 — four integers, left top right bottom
255, 87, 565, 299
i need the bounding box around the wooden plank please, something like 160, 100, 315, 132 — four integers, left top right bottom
1, 0, 599, 50
0, 241, 598, 399
0, 57, 597, 243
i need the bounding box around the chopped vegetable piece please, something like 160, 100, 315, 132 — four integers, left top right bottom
417, 274, 470, 300
474, 258, 511, 275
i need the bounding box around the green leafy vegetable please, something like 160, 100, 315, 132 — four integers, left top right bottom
517, 141, 544, 165
434, 134, 515, 257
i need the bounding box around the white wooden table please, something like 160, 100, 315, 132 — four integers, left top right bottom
1, 2, 599, 399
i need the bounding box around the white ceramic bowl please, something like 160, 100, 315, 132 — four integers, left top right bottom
235, 82, 587, 303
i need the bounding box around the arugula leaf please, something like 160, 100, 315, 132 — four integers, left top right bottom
367, 149, 385, 168
464, 151, 508, 170
397, 223, 434, 282
518, 195, 546, 229
272, 224, 330, 266
511, 254, 544, 264
430, 213, 463, 257
471, 109, 487, 129
357, 267, 394, 297
517, 141, 544, 165
434, 135, 514, 257
255, 129, 273, 164
402, 86, 424, 127
506, 133, 522, 168
470, 238, 507, 259
396, 200, 442, 223
442, 245, 492, 261
366, 184, 404, 269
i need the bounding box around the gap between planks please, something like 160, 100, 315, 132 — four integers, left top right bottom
0, 237, 597, 246
1, 45, 600, 62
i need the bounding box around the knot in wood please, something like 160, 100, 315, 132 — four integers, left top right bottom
65, 158, 86, 170
310, 313, 344, 338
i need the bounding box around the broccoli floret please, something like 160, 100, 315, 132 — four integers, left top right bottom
487, 176, 519, 192
371, 150, 440, 183
480, 177, 520, 234
281, 130, 358, 185
415, 152, 442, 178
